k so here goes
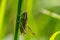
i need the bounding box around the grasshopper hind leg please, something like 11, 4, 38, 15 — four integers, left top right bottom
20, 26, 26, 34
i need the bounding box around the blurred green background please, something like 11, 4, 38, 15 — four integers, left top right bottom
0, 0, 60, 40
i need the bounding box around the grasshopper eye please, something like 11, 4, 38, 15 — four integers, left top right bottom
22, 12, 27, 15
22, 12, 27, 21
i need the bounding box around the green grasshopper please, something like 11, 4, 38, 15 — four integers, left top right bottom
19, 12, 35, 35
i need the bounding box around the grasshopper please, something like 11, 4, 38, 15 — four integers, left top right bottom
19, 12, 35, 35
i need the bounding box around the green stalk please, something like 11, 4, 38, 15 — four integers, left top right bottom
0, 0, 7, 40
49, 31, 60, 40
14, 0, 22, 40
